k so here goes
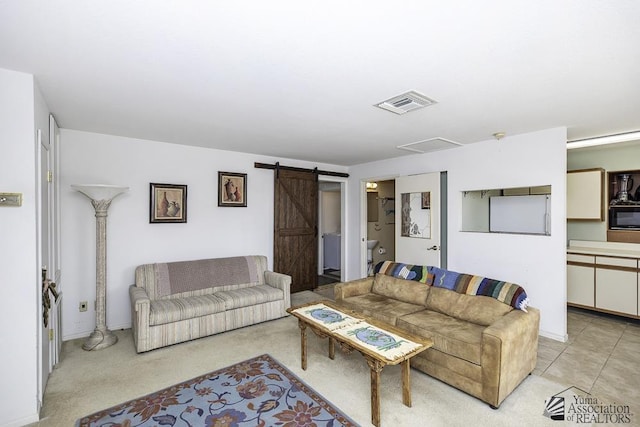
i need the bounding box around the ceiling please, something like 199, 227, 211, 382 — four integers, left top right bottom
1, 1, 639, 166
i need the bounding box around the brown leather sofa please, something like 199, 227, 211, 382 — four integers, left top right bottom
334, 273, 540, 408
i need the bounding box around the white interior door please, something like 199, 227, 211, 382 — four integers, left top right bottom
37, 116, 61, 407
395, 172, 441, 266
37, 128, 51, 405
49, 114, 62, 367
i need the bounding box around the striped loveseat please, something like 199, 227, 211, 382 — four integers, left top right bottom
130, 255, 291, 353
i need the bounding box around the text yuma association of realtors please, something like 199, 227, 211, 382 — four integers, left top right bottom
567, 396, 632, 423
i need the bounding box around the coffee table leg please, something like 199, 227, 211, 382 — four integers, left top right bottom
328, 337, 335, 360
402, 359, 411, 407
298, 321, 307, 370
366, 358, 384, 427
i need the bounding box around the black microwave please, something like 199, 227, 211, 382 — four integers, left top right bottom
609, 206, 640, 230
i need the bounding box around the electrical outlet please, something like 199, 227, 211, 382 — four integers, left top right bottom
79, 301, 88, 312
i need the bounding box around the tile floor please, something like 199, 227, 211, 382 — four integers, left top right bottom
536, 307, 640, 416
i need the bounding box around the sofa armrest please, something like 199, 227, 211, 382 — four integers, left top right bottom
264, 270, 291, 310
129, 285, 151, 353
481, 306, 540, 407
334, 277, 374, 301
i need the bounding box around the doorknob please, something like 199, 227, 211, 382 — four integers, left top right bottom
427, 245, 440, 251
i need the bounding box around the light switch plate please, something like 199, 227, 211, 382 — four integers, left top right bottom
0, 193, 22, 207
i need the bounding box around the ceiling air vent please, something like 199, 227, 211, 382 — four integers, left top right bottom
375, 91, 437, 115
397, 137, 463, 154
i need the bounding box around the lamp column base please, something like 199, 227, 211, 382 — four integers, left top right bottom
82, 328, 118, 351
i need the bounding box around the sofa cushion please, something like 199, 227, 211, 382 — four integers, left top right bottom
339, 294, 425, 326
371, 273, 430, 306
149, 294, 226, 326
216, 285, 284, 310
425, 287, 512, 326
397, 310, 484, 365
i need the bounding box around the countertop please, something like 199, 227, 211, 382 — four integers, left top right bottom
567, 240, 640, 258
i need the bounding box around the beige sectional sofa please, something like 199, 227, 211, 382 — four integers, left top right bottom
334, 267, 539, 408
130, 255, 291, 353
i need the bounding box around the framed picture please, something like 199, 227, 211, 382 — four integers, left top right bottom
218, 172, 247, 207
422, 192, 431, 209
150, 183, 187, 223
401, 192, 431, 238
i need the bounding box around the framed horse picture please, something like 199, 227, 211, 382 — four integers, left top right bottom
218, 172, 247, 207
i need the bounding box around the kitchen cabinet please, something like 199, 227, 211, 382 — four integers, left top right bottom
567, 241, 640, 318
567, 168, 604, 220
567, 254, 595, 307
607, 169, 640, 243
594, 256, 638, 316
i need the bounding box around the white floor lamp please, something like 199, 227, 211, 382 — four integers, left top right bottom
72, 184, 128, 351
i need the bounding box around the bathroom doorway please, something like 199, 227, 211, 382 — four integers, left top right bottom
318, 179, 346, 286
365, 179, 396, 275
361, 172, 448, 276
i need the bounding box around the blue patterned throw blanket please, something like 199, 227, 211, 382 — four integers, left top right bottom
374, 261, 430, 283
374, 261, 530, 311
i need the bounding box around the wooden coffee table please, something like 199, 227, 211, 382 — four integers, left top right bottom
287, 301, 433, 427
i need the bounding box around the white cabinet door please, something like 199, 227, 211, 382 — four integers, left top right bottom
595, 256, 638, 315
567, 169, 604, 220
567, 254, 595, 306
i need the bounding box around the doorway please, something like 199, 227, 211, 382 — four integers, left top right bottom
265, 161, 348, 293
273, 168, 318, 293
365, 179, 396, 275
395, 172, 442, 266
361, 172, 448, 276
318, 178, 347, 286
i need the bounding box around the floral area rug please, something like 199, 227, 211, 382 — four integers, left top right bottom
76, 354, 359, 427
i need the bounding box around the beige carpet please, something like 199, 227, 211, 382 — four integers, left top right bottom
33, 292, 590, 426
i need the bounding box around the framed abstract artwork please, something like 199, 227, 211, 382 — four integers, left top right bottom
150, 183, 187, 223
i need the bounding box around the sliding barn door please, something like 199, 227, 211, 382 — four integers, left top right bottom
274, 169, 318, 293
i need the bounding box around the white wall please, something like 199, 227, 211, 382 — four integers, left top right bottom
59, 130, 346, 339
0, 69, 40, 426
346, 128, 568, 341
